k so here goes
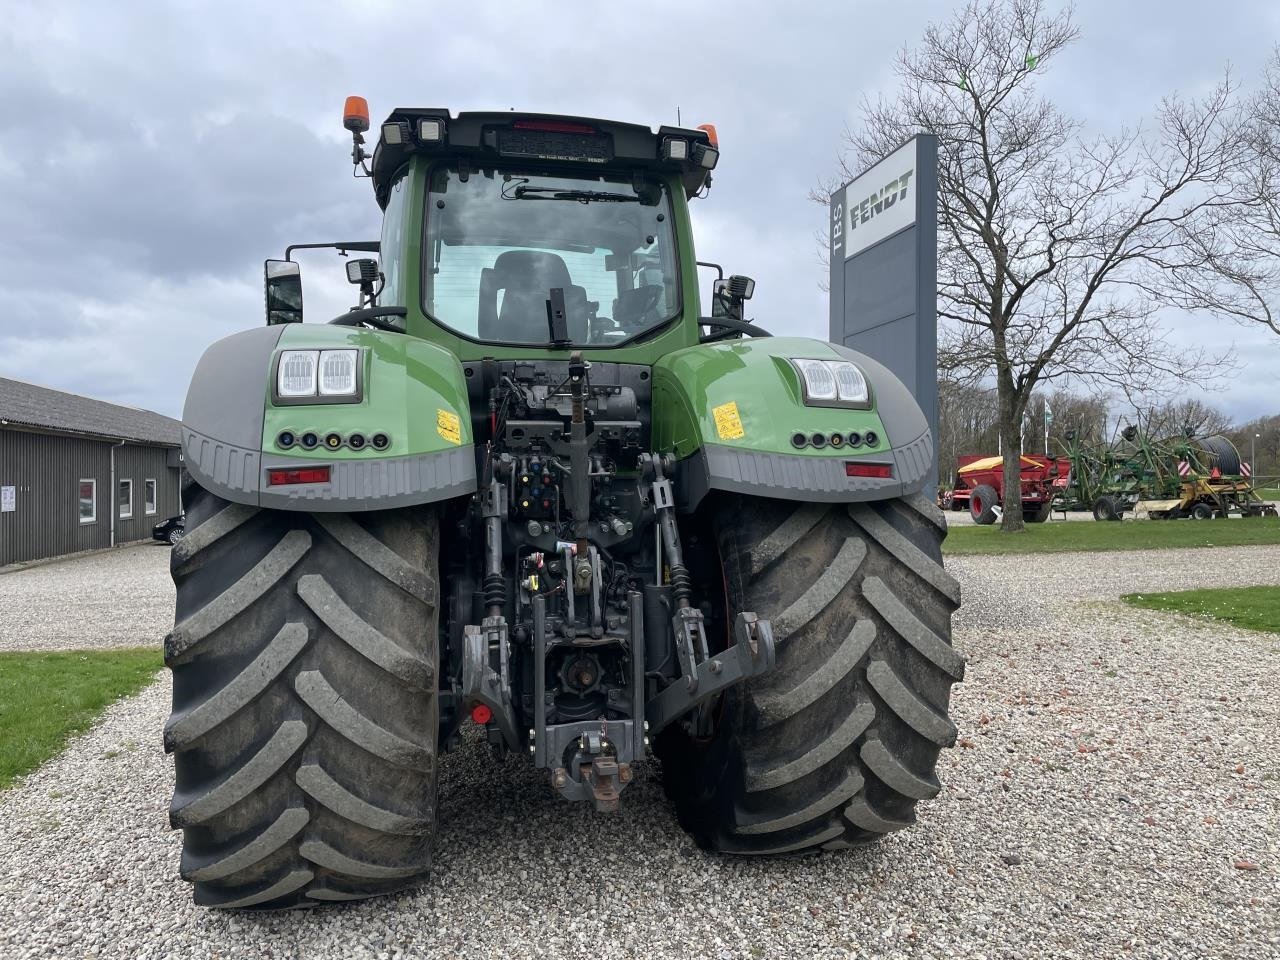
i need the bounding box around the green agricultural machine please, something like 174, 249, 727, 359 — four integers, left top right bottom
1055, 425, 1276, 520
165, 99, 962, 908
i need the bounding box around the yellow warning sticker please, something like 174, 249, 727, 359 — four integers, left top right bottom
712, 401, 745, 441
436, 409, 462, 445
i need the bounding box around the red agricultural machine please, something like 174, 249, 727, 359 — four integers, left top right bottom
947, 454, 1070, 524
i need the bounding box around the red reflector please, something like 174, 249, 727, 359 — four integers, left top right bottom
471, 703, 493, 725
845, 462, 893, 479
513, 119, 596, 134
267, 466, 331, 486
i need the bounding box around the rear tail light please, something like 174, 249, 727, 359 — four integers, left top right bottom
267, 466, 331, 486
845, 462, 893, 479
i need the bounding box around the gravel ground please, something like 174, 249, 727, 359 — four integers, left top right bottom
0, 543, 173, 652
0, 543, 1277, 958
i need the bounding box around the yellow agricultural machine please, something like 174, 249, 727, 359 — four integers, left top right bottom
1055, 427, 1277, 520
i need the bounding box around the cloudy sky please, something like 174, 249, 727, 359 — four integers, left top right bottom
3, 0, 1277, 423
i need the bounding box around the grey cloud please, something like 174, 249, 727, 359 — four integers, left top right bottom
1, 0, 1277, 422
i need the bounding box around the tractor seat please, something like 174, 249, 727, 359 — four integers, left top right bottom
478, 250, 590, 343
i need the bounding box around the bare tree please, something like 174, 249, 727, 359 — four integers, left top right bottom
1041, 386, 1109, 451
936, 377, 1000, 486
1162, 48, 1280, 334
826, 0, 1252, 530
1134, 398, 1233, 442
1229, 412, 1280, 479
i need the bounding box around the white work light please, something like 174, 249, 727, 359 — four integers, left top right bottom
791, 358, 870, 407
662, 138, 688, 161
418, 118, 444, 142
278, 350, 318, 398
318, 349, 359, 396
793, 359, 837, 401
381, 121, 407, 145
831, 361, 869, 404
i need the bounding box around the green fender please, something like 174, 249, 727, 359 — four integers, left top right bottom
652, 337, 933, 509
182, 324, 476, 511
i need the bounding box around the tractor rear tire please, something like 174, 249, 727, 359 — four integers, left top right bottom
969, 484, 999, 525
658, 493, 963, 855
1092, 496, 1121, 522
165, 481, 440, 908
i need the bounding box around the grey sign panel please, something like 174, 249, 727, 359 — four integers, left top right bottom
829, 134, 938, 491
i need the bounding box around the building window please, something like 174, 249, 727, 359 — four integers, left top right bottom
119, 479, 133, 520
79, 479, 97, 524
145, 479, 158, 516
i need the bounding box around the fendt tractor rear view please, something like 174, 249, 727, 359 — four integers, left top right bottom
164, 97, 962, 908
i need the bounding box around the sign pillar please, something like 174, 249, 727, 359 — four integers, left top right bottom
829, 134, 938, 493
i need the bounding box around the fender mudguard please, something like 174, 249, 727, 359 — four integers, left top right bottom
182, 324, 476, 511
652, 336, 933, 510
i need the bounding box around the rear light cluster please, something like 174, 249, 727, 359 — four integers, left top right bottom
791, 430, 879, 450
276, 430, 390, 452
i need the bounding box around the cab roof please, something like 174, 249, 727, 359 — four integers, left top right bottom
369, 109, 717, 208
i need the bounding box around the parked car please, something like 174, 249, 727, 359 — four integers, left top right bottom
152, 513, 184, 545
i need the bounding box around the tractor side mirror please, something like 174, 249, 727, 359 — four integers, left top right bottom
264, 260, 304, 325
712, 275, 755, 321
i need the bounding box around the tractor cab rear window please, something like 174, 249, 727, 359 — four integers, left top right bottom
423, 166, 680, 346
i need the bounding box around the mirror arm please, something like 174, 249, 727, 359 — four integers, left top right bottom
329, 306, 407, 333
284, 240, 380, 260
696, 260, 724, 280
698, 316, 771, 341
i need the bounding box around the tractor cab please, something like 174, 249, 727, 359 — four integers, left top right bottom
262, 103, 760, 355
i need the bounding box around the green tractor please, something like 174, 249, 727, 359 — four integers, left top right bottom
165, 99, 962, 908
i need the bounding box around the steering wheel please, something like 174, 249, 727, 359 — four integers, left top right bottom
616, 285, 664, 331
328, 306, 407, 333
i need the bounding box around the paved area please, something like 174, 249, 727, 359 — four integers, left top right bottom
0, 540, 1276, 958
0, 543, 173, 652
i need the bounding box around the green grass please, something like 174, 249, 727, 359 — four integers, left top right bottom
1122, 585, 1280, 635
0, 648, 162, 790
1256, 486, 1280, 501
943, 516, 1280, 555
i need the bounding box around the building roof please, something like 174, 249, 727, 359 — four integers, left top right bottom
0, 378, 182, 447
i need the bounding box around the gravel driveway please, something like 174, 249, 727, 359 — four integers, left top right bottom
0, 542, 1276, 958
0, 543, 173, 652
